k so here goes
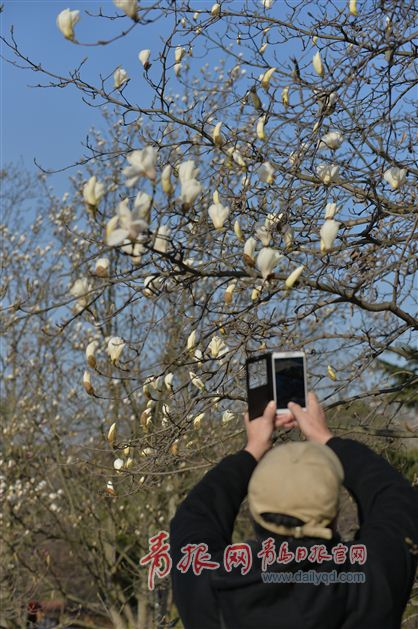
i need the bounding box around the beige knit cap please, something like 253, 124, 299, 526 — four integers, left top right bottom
248, 441, 344, 540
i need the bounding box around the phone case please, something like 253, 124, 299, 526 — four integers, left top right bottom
246, 353, 274, 420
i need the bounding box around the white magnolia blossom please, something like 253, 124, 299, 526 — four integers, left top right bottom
281, 86, 290, 107
161, 164, 174, 195
251, 285, 262, 300
222, 410, 234, 424
256, 115, 266, 141
70, 277, 89, 299
265, 212, 283, 230
178, 160, 199, 183
189, 372, 205, 391
174, 63, 182, 77
86, 341, 99, 368
319, 131, 344, 150
164, 373, 174, 391
316, 163, 340, 185
138, 49, 151, 69
107, 337, 126, 363
83, 176, 105, 207
208, 202, 229, 230
324, 203, 338, 219
113, 0, 138, 18
153, 225, 171, 253
243, 237, 257, 265
234, 219, 244, 241
143, 275, 163, 297
175, 46, 186, 63
208, 336, 228, 358
260, 67, 276, 90
121, 242, 145, 264
211, 3, 221, 17
256, 247, 282, 279
95, 257, 109, 277
224, 281, 237, 305
383, 167, 407, 190
285, 265, 305, 289
262, 0, 273, 7
83, 371, 94, 396
106, 199, 148, 247
113, 458, 124, 471
178, 160, 202, 207
114, 67, 128, 89
212, 121, 224, 146
123, 146, 158, 185
107, 423, 117, 445
256, 225, 272, 247
193, 412, 205, 429
320, 219, 340, 252
187, 329, 197, 351
313, 51, 325, 77
134, 191, 152, 220
229, 148, 246, 169
258, 161, 275, 184
56, 8, 80, 41
349, 0, 358, 16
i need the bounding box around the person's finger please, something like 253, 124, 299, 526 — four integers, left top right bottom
275, 412, 293, 425
276, 419, 297, 430
307, 391, 320, 410
287, 401, 306, 422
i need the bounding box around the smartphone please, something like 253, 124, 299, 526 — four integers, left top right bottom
246, 351, 307, 420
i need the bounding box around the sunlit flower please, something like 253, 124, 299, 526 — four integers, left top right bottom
228, 148, 246, 169
222, 410, 234, 424
83, 371, 94, 396
153, 224, 171, 253
178, 160, 199, 183
256, 115, 266, 141
319, 131, 344, 150
143, 275, 163, 297
224, 281, 236, 305
320, 219, 340, 252
126, 457, 134, 469
174, 63, 182, 77
285, 265, 304, 289
107, 422, 117, 446
316, 163, 340, 185
83, 176, 105, 209
327, 365, 337, 381
175, 46, 186, 63
180, 179, 202, 207
114, 67, 128, 89
258, 161, 275, 184
187, 330, 197, 351
114, 458, 124, 471
212, 121, 224, 147
123, 147, 157, 185
234, 219, 244, 241
193, 412, 205, 429
313, 51, 325, 77
259, 42, 268, 54
211, 3, 220, 17
70, 277, 89, 299
260, 67, 276, 90
107, 337, 126, 363
106, 199, 148, 247
256, 247, 282, 279
95, 257, 109, 277
86, 341, 99, 368
164, 373, 174, 391
189, 372, 205, 391
243, 237, 257, 266
139, 49, 151, 69
113, 0, 138, 19
208, 336, 228, 358
324, 203, 337, 219
349, 0, 358, 16
208, 202, 229, 230
256, 225, 272, 247
281, 86, 290, 107
140, 407, 152, 427
383, 167, 407, 190
161, 164, 174, 195
251, 285, 262, 300
56, 8, 79, 41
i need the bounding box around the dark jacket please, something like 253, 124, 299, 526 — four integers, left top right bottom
170, 438, 418, 629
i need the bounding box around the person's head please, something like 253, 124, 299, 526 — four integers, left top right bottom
248, 441, 344, 541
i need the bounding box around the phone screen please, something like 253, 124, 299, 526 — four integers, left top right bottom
274, 356, 306, 409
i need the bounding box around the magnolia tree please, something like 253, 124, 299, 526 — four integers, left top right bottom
1, 0, 417, 626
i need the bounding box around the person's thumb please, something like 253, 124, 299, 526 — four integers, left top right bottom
287, 401, 306, 424
263, 400, 276, 420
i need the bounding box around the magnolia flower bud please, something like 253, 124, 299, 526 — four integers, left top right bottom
319, 131, 344, 150
193, 412, 205, 429
284, 228, 293, 249
222, 410, 234, 424
123, 146, 158, 185
154, 225, 171, 254
383, 167, 407, 190
161, 164, 174, 195
83, 176, 105, 211
211, 3, 220, 17
256, 115, 266, 141
224, 281, 236, 305
86, 341, 99, 368
140, 408, 152, 428
313, 51, 325, 77
349, 0, 358, 16
229, 148, 246, 169
180, 179, 202, 208
320, 219, 340, 252
139, 49, 151, 70
316, 163, 340, 185
174, 63, 182, 77
243, 237, 257, 266
262, 0, 273, 7
83, 371, 94, 396
170, 440, 179, 455
259, 42, 268, 54
56, 8, 80, 41
324, 203, 337, 219
234, 219, 244, 241
327, 365, 337, 381
175, 47, 186, 63
164, 373, 174, 391
281, 86, 290, 108
256, 225, 272, 247
106, 480, 116, 496
251, 285, 262, 301
95, 257, 110, 278
189, 372, 205, 391
107, 422, 117, 446
209, 202, 230, 230
208, 336, 228, 358
107, 337, 126, 363
256, 247, 282, 279
285, 265, 304, 290
212, 121, 224, 147
258, 161, 275, 184
114, 67, 128, 89
126, 457, 134, 469
260, 67, 276, 90
114, 458, 124, 471
187, 330, 197, 351
113, 0, 138, 19
213, 190, 220, 204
